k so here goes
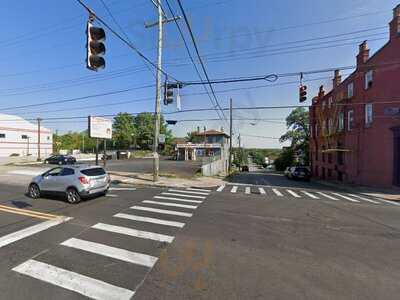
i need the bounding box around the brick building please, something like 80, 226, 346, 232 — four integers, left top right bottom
310, 4, 400, 188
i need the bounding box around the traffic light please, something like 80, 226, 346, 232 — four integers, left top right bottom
299, 85, 307, 103
163, 82, 182, 106
86, 20, 106, 71
166, 120, 178, 125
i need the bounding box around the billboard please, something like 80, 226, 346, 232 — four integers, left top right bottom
88, 116, 112, 139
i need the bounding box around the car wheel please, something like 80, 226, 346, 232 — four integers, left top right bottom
28, 183, 41, 199
58, 161, 63, 165
66, 188, 81, 204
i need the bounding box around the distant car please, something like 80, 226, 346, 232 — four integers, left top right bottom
241, 165, 249, 172
44, 155, 76, 165
28, 165, 110, 204
286, 166, 311, 181
284, 167, 292, 177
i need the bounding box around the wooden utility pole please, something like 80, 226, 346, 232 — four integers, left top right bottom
229, 98, 233, 173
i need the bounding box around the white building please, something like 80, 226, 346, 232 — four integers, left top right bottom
0, 114, 52, 158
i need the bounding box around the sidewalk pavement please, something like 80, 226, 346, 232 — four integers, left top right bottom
109, 171, 223, 189
313, 179, 400, 201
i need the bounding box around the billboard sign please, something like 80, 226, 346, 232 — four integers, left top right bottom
88, 116, 112, 139
159, 134, 166, 144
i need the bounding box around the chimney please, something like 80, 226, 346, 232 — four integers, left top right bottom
390, 4, 400, 40
332, 70, 342, 88
318, 85, 325, 98
357, 41, 369, 66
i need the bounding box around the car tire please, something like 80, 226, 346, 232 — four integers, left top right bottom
28, 183, 41, 199
66, 188, 81, 204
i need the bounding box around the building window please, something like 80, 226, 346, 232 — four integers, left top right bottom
322, 100, 326, 110
338, 112, 344, 132
347, 82, 354, 98
328, 169, 332, 178
0, 133, 5, 138
365, 70, 373, 89
314, 123, 318, 137
365, 103, 373, 125
21, 135, 28, 140
328, 119, 333, 134
328, 153, 332, 164
348, 110, 354, 131
47, 136, 50, 141
328, 97, 333, 108
322, 120, 326, 136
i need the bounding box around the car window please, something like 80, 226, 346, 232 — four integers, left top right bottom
80, 168, 106, 176
46, 168, 63, 176
60, 168, 75, 176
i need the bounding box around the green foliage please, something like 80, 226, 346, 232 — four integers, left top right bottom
113, 113, 136, 149
279, 107, 310, 165
186, 131, 203, 143
274, 148, 295, 171
247, 149, 282, 166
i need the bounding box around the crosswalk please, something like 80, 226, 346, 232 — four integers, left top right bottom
12, 187, 210, 300
215, 184, 396, 206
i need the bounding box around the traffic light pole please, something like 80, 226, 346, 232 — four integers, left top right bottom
229, 98, 233, 174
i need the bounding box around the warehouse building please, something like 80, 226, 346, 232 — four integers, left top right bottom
0, 114, 52, 158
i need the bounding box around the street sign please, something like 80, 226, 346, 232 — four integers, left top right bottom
88, 116, 112, 139
159, 134, 166, 144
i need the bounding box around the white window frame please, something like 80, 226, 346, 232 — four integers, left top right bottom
347, 82, 354, 98
347, 110, 354, 131
328, 97, 333, 108
365, 70, 373, 89
328, 119, 333, 134
365, 103, 373, 125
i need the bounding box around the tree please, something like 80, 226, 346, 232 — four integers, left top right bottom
279, 107, 310, 165
134, 113, 172, 150
186, 131, 203, 143
113, 113, 135, 149
274, 148, 295, 171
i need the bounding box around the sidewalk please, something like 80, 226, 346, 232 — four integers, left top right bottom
109, 171, 224, 189
313, 179, 400, 201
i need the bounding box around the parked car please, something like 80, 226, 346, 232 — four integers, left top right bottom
44, 155, 76, 165
284, 167, 292, 177
28, 165, 110, 204
286, 166, 311, 181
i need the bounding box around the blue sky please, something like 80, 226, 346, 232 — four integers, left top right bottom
0, 0, 397, 148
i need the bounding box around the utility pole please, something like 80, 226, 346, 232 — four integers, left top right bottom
229, 98, 233, 174
95, 138, 99, 166
37, 118, 42, 161
82, 134, 85, 153
103, 139, 106, 168
145, 0, 180, 182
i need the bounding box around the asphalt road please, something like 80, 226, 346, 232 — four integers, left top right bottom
0, 172, 399, 299
103, 157, 202, 178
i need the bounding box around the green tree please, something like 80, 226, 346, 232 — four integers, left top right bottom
274, 148, 295, 171
186, 131, 202, 143
134, 113, 172, 150
279, 107, 310, 165
113, 113, 135, 149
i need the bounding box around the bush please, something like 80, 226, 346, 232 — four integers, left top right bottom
274, 148, 295, 171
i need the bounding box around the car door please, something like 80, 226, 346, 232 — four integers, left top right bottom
40, 167, 63, 191
56, 168, 76, 192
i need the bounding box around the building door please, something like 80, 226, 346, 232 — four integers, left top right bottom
393, 127, 400, 186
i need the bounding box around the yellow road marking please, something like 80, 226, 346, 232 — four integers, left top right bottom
0, 205, 59, 220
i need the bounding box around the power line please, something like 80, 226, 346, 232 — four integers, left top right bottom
164, 0, 226, 124
175, 0, 228, 122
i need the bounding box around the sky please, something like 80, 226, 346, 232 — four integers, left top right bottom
0, 0, 397, 148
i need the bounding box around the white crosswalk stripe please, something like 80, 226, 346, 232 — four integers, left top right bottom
216, 185, 225, 192
168, 189, 209, 196
231, 186, 238, 193
259, 187, 266, 194
161, 192, 206, 199
92, 223, 175, 243
287, 190, 301, 198
131, 206, 193, 217
331, 193, 360, 203
316, 192, 339, 200
109, 187, 137, 191
245, 187, 251, 194
153, 196, 202, 204
347, 194, 380, 204
13, 259, 135, 300
61, 238, 158, 268
114, 213, 185, 228
142, 200, 197, 210
379, 199, 400, 206
301, 191, 319, 199
186, 188, 211, 192
272, 189, 283, 196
